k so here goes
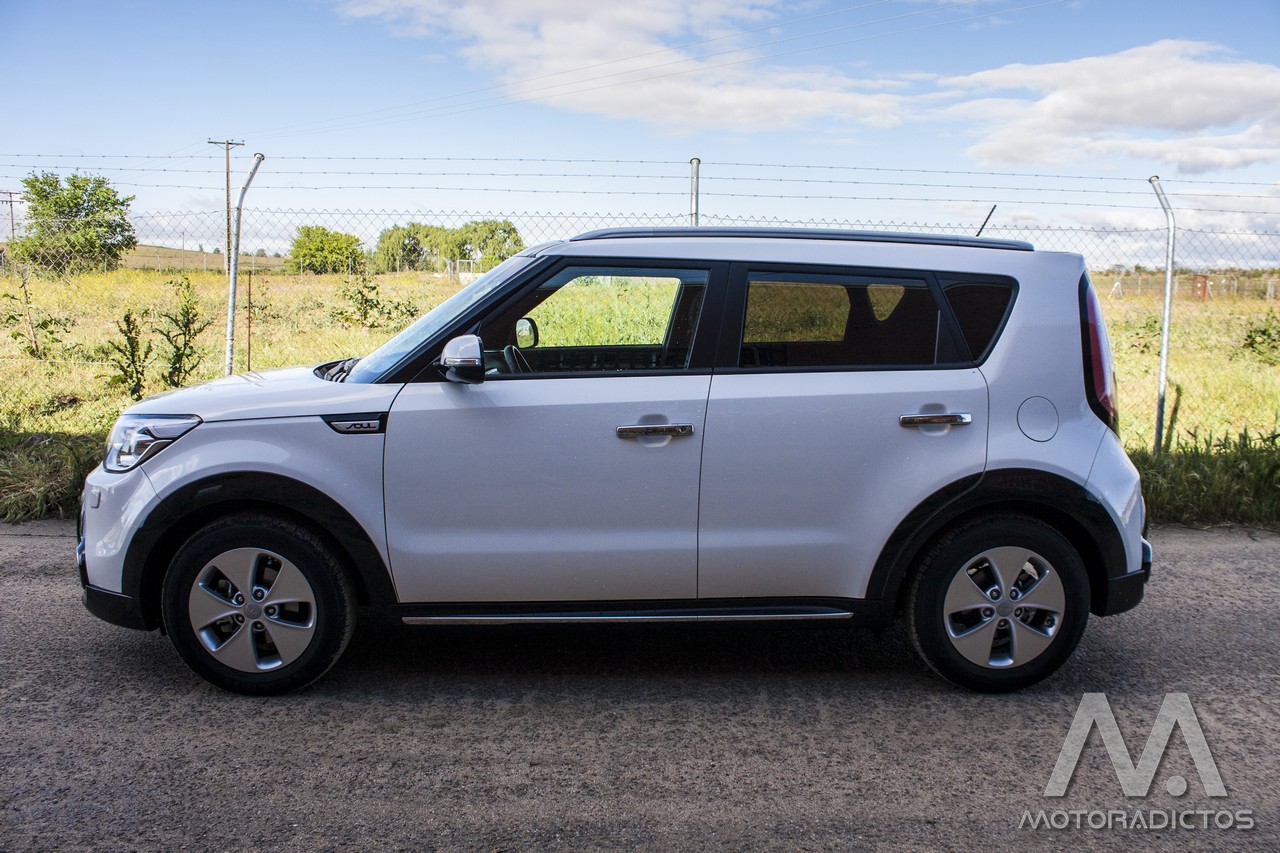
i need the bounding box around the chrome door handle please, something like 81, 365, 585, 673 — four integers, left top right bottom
899, 413, 972, 427
617, 423, 695, 438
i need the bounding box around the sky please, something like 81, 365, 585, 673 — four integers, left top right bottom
3, 0, 1280, 239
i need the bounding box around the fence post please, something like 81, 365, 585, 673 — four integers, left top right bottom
689, 158, 700, 227
1149, 176, 1176, 455
226, 153, 265, 375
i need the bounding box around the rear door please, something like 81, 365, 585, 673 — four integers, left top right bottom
698, 264, 989, 600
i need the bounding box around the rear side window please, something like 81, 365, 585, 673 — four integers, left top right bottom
943, 281, 1016, 361
739, 273, 945, 368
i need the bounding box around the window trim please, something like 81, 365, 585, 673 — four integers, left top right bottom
408, 256, 731, 382
715, 261, 975, 374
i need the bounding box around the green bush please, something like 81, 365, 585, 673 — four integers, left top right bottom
1242, 309, 1280, 365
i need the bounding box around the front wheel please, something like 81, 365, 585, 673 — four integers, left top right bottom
161, 515, 356, 695
907, 516, 1090, 692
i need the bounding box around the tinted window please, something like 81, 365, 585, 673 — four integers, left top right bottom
943, 281, 1015, 361
739, 273, 943, 368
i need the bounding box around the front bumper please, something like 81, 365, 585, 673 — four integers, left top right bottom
1099, 537, 1152, 616
82, 583, 150, 630
78, 507, 150, 631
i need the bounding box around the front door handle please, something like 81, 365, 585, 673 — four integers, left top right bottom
899, 413, 972, 427
617, 423, 695, 438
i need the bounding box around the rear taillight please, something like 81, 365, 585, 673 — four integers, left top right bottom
1080, 277, 1119, 433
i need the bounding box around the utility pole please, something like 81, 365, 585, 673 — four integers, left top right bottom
1, 190, 18, 242
208, 139, 244, 275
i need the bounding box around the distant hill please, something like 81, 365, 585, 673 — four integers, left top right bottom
121, 244, 288, 272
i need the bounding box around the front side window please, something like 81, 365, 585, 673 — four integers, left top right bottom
481, 266, 708, 375
739, 272, 944, 368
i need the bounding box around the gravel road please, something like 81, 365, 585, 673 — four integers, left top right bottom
2, 521, 1277, 852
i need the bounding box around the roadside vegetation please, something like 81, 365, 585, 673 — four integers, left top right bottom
1, 260, 1278, 525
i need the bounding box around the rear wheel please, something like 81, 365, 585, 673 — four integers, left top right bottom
907, 516, 1089, 692
161, 515, 356, 695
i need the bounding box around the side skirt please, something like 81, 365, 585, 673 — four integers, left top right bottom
386, 598, 890, 626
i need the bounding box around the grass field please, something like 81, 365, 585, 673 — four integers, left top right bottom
1, 266, 1278, 522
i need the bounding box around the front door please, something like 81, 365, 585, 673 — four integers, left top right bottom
384, 263, 716, 603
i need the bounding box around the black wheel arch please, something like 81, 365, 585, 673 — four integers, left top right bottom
868, 468, 1127, 618
123, 472, 398, 630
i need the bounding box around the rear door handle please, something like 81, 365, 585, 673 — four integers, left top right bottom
617, 424, 695, 438
899, 413, 972, 427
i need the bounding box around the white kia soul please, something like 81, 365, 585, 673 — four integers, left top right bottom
78, 228, 1150, 694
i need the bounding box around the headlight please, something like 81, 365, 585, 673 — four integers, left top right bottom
103, 414, 202, 473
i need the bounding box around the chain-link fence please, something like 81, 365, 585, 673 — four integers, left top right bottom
2, 206, 1278, 459
3, 206, 1280, 278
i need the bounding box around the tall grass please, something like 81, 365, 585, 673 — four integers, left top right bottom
1130, 430, 1280, 526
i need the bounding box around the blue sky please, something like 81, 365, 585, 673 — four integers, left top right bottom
3, 0, 1279, 232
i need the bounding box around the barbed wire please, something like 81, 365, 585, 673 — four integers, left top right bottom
2, 156, 1276, 190
5, 177, 1271, 214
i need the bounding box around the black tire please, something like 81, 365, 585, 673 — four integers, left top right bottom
161, 514, 356, 695
907, 516, 1089, 692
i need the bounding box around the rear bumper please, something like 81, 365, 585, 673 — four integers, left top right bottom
1098, 537, 1152, 616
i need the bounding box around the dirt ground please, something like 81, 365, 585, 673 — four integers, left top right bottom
1, 521, 1277, 852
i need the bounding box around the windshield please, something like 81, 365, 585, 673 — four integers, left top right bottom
346, 255, 537, 383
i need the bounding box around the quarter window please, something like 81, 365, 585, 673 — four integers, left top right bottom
943, 281, 1016, 361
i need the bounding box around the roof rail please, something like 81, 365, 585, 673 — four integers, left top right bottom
568, 226, 1034, 252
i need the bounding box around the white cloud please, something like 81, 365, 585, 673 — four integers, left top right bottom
337, 0, 906, 131
336, 4, 1280, 173
938, 40, 1280, 173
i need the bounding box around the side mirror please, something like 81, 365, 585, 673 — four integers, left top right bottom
439, 334, 485, 384
515, 317, 539, 348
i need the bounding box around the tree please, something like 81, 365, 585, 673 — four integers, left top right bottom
459, 220, 524, 271
371, 223, 449, 273
10, 172, 137, 273
287, 225, 365, 274
371, 220, 526, 274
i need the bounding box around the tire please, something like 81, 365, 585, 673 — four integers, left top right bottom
907, 516, 1089, 693
161, 514, 356, 695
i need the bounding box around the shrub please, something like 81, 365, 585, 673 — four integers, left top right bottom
1242, 309, 1280, 365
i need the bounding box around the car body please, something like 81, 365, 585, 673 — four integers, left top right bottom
78, 227, 1151, 694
